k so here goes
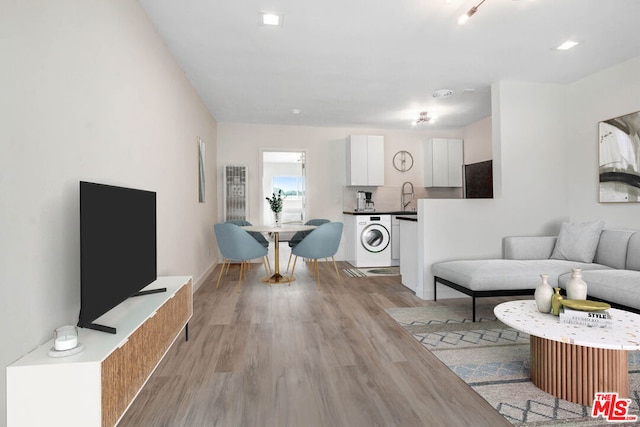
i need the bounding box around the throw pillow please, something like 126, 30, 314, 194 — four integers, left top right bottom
550, 220, 605, 263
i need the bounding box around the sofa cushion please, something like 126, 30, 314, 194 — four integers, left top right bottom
627, 232, 640, 272
504, 236, 557, 260
432, 259, 609, 292
550, 220, 604, 263
592, 229, 636, 269
559, 269, 640, 309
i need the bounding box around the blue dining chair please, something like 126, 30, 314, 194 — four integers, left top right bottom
285, 218, 330, 273
226, 219, 271, 274
214, 223, 269, 292
288, 222, 343, 289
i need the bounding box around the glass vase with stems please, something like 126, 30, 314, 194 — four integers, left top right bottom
266, 190, 284, 227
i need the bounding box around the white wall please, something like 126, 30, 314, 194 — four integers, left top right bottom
0, 2, 218, 425
462, 116, 493, 164
565, 56, 640, 228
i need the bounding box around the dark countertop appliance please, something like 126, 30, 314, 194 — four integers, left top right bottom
355, 190, 375, 212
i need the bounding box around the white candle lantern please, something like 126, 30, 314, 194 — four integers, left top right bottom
54, 325, 78, 351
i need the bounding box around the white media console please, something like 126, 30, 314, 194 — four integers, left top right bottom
7, 276, 193, 427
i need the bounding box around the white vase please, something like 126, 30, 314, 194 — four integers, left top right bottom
566, 268, 588, 300
534, 273, 554, 313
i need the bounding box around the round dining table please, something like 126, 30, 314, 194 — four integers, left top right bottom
241, 223, 316, 284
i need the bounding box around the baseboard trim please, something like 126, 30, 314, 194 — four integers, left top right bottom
193, 260, 217, 292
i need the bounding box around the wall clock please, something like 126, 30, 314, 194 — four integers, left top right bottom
393, 150, 414, 172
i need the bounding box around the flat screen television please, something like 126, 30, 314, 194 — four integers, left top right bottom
79, 181, 163, 334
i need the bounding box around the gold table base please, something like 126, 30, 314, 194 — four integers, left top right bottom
259, 273, 294, 284
260, 229, 294, 284
240, 223, 317, 287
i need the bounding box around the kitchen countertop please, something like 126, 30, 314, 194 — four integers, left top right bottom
343, 210, 417, 216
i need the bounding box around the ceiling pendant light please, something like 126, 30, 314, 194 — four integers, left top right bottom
458, 0, 486, 25
413, 112, 431, 126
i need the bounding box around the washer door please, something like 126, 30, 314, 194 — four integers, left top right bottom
360, 224, 390, 253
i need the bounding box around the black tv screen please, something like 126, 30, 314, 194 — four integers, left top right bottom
79, 181, 157, 333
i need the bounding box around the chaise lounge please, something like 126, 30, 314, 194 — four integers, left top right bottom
431, 221, 640, 321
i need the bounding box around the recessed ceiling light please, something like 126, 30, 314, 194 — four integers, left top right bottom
292, 109, 301, 115
261, 12, 283, 27
556, 40, 579, 50
432, 89, 454, 98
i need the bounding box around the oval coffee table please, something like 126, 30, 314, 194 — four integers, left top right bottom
495, 299, 640, 406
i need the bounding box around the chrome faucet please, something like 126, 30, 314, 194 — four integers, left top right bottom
401, 181, 414, 210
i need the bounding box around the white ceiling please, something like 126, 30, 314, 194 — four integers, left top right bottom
139, 0, 640, 130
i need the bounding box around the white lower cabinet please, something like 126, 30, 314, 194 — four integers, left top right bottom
391, 215, 400, 266
399, 220, 420, 292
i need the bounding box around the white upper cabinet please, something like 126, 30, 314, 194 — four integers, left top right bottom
346, 135, 384, 186
447, 139, 463, 187
424, 138, 464, 187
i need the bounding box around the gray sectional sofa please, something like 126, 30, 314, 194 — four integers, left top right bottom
432, 223, 640, 321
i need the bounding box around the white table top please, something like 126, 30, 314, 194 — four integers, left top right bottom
241, 224, 316, 234
494, 300, 640, 351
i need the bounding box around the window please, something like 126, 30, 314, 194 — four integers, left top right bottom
262, 151, 307, 224
272, 176, 305, 198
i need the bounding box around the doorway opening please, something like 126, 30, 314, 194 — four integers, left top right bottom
262, 151, 306, 226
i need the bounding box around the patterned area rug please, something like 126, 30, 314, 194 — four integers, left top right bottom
343, 266, 400, 277
385, 303, 640, 426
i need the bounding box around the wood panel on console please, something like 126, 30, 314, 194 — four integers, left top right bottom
102, 325, 148, 426
102, 345, 127, 427
102, 279, 192, 426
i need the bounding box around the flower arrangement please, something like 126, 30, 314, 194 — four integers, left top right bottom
265, 190, 284, 213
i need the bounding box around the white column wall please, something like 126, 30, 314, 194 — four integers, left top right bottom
418, 81, 571, 300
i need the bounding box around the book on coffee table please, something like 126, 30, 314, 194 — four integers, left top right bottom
559, 307, 612, 328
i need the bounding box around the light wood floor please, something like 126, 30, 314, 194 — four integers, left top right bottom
119, 260, 512, 427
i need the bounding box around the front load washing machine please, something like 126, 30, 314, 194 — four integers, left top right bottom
347, 215, 392, 267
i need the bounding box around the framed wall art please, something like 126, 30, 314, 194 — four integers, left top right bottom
598, 110, 640, 203
198, 137, 205, 203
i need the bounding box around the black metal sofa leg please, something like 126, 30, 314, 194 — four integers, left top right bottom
472, 297, 476, 322
435, 276, 478, 322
